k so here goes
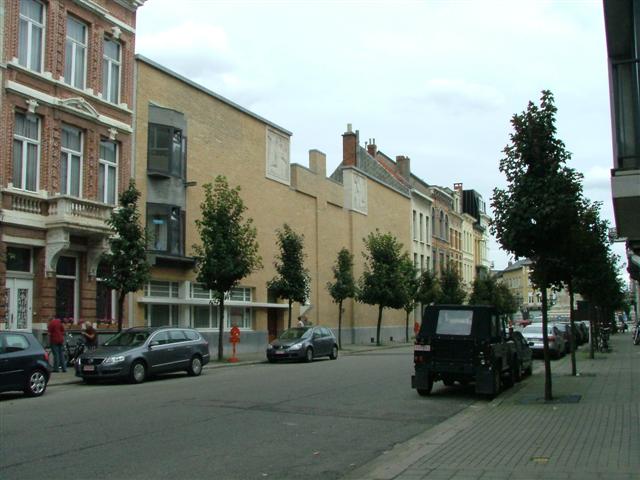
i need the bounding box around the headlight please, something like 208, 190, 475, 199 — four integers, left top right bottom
103, 355, 126, 365
289, 343, 303, 351
267, 344, 273, 350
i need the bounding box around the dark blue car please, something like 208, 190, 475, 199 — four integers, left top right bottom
0, 331, 52, 397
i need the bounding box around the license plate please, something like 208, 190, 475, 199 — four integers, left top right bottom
83, 365, 95, 372
414, 345, 431, 352
275, 350, 285, 355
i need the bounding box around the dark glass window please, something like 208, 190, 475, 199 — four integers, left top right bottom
55, 256, 76, 320
146, 203, 184, 255
96, 262, 113, 321
6, 247, 31, 272
148, 124, 185, 177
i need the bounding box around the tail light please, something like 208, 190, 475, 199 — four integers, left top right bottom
548, 335, 556, 341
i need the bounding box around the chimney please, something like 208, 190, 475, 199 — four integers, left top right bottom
309, 149, 326, 177
366, 138, 377, 157
396, 155, 410, 179
454, 182, 463, 191
342, 124, 357, 167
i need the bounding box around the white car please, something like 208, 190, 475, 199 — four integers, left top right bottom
522, 324, 565, 359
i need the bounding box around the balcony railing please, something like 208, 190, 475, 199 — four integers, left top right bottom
1, 188, 113, 231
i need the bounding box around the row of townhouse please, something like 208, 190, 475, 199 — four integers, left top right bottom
0, 0, 492, 352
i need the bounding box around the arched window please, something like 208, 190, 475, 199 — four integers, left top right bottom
439, 210, 444, 239
445, 215, 449, 242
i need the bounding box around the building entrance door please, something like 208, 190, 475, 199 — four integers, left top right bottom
6, 278, 33, 330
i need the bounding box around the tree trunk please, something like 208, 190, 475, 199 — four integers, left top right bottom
288, 299, 292, 329
376, 305, 383, 346
568, 279, 577, 376
541, 286, 553, 401
218, 295, 225, 361
117, 291, 126, 333
337, 300, 343, 350
405, 310, 410, 343
589, 305, 595, 359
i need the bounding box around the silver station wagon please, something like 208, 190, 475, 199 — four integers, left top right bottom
76, 327, 210, 384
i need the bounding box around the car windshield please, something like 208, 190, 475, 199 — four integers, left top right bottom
104, 331, 150, 347
279, 328, 311, 340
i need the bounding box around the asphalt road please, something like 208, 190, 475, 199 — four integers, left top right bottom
1, 347, 483, 480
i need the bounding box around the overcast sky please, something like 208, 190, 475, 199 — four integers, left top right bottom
136, 0, 627, 275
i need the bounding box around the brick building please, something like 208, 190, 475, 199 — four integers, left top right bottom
0, 0, 145, 337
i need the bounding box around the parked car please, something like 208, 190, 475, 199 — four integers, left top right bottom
267, 326, 338, 363
76, 327, 210, 384
0, 331, 52, 397
522, 324, 565, 358
412, 305, 518, 397
508, 330, 533, 379
551, 322, 572, 353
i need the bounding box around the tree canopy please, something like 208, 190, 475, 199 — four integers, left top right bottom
193, 176, 262, 360
101, 180, 150, 332
268, 224, 310, 329
439, 264, 466, 304
327, 247, 356, 349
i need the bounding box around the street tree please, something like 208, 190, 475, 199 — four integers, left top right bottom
268, 224, 310, 329
399, 255, 420, 342
193, 176, 262, 361
327, 248, 356, 349
469, 275, 517, 319
491, 90, 583, 400
439, 264, 466, 304
101, 180, 150, 332
416, 269, 442, 307
357, 231, 407, 346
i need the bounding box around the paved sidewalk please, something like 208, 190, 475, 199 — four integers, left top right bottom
343, 333, 640, 480
47, 341, 412, 387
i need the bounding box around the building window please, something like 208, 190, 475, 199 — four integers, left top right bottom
419, 213, 424, 242
145, 304, 180, 327
145, 280, 180, 298
12, 113, 40, 192
102, 37, 121, 103
61, 125, 83, 196
6, 247, 32, 272
412, 210, 417, 240
146, 204, 184, 255
190, 306, 252, 330
55, 256, 77, 321
64, 17, 87, 89
18, 0, 45, 72
99, 140, 118, 204
147, 124, 185, 178
425, 217, 429, 242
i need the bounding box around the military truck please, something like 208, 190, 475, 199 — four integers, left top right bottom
411, 305, 518, 397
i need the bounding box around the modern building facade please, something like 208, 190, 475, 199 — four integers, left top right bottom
133, 57, 412, 352
0, 0, 145, 337
603, 0, 640, 308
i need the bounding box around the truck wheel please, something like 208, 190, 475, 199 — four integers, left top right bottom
442, 376, 454, 387
417, 377, 433, 396
491, 368, 501, 397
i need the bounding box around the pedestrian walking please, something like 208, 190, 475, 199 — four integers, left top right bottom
47, 317, 66, 372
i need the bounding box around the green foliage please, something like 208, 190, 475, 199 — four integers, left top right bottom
327, 248, 356, 304
491, 90, 583, 290
357, 231, 408, 345
268, 224, 310, 328
327, 248, 356, 349
416, 269, 442, 306
101, 180, 150, 331
193, 176, 262, 360
469, 276, 517, 316
193, 176, 262, 296
399, 255, 420, 342
439, 264, 466, 304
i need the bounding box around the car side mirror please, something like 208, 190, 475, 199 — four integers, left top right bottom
149, 341, 160, 348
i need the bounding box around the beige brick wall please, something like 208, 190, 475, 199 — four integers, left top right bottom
134, 59, 411, 340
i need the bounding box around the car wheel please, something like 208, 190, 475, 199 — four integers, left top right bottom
187, 355, 203, 376
513, 360, 522, 383
329, 345, 338, 360
130, 360, 147, 384
304, 347, 314, 363
442, 376, 454, 387
267, 357, 276, 364
491, 367, 501, 397
24, 369, 48, 397
82, 377, 98, 385
417, 377, 433, 396
524, 364, 533, 376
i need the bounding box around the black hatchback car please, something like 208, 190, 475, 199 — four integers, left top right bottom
0, 331, 52, 397
76, 327, 210, 384
267, 326, 338, 363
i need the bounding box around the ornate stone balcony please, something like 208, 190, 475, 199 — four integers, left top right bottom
1, 188, 113, 235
